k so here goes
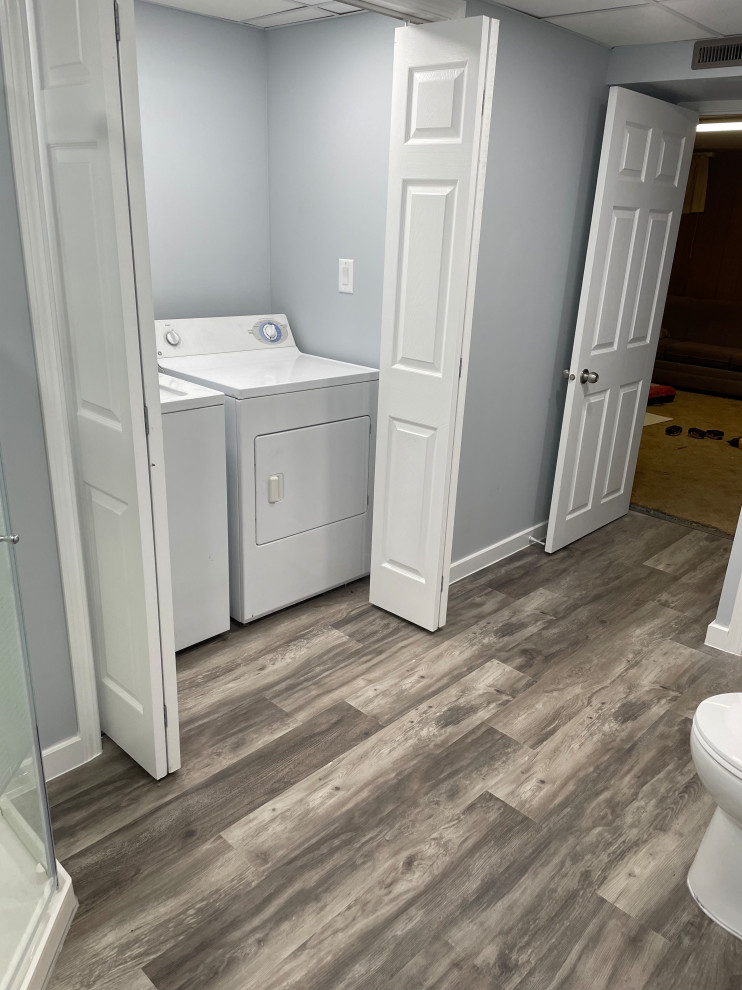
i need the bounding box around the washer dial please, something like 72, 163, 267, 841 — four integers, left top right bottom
256, 320, 284, 344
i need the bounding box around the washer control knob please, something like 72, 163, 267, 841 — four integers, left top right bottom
263, 322, 279, 341
165, 329, 181, 347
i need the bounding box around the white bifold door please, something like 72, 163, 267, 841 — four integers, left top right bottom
546, 87, 697, 553
370, 16, 498, 631
29, 0, 179, 777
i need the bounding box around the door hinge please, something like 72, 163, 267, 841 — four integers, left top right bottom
459, 357, 463, 378
114, 0, 120, 42
143, 404, 150, 436
163, 704, 168, 728
441, 575, 444, 592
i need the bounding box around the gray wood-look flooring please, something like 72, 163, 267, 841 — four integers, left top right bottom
46, 511, 742, 990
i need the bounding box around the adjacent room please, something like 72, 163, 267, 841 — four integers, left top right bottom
633, 116, 742, 536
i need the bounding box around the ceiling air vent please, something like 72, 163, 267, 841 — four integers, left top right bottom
692, 36, 742, 69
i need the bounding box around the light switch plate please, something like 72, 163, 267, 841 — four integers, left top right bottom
339, 258, 354, 294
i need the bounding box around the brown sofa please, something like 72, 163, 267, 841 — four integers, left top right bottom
654, 296, 742, 398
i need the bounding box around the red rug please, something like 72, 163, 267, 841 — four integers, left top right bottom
648, 383, 676, 404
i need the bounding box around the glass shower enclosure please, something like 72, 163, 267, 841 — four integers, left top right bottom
0, 451, 59, 990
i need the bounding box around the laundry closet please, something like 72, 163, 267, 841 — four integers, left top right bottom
134, 3, 390, 644
133, 0, 496, 640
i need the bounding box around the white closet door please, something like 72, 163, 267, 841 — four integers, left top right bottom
546, 88, 697, 554
370, 16, 498, 632
30, 0, 177, 778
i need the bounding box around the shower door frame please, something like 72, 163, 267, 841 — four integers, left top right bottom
0, 430, 76, 990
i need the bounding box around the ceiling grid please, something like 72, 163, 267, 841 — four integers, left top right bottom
145, 0, 742, 42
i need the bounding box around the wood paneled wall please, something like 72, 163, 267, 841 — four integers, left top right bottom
669, 150, 742, 302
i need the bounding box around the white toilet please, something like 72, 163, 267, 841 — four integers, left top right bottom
689, 692, 742, 939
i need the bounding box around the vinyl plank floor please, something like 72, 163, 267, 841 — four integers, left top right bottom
511, 894, 670, 990
51, 696, 299, 860
48, 837, 253, 990
143, 730, 529, 990
644, 528, 728, 576
48, 511, 741, 990
222, 659, 530, 875
62, 702, 378, 922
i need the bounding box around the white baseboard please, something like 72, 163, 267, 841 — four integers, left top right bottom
41, 734, 92, 782
12, 864, 76, 990
450, 521, 548, 584
705, 620, 742, 657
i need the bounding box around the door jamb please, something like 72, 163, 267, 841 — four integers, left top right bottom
0, 0, 102, 775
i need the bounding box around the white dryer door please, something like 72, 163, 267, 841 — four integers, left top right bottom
255, 417, 371, 545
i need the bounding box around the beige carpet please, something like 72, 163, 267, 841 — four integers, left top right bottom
632, 390, 742, 535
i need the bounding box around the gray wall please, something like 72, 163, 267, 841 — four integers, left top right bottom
452, 2, 610, 562
135, 2, 272, 319
0, 58, 78, 751
266, 13, 396, 368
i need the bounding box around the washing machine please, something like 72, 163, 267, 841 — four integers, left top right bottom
156, 315, 379, 623
159, 374, 230, 649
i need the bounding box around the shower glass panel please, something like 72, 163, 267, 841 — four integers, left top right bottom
0, 450, 57, 990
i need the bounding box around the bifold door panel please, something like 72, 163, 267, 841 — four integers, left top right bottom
370, 16, 498, 631
31, 0, 176, 777
255, 417, 370, 545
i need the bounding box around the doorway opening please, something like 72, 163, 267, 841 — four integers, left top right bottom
631, 116, 742, 538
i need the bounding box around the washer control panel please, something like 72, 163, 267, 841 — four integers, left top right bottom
155, 314, 296, 358
252, 319, 288, 345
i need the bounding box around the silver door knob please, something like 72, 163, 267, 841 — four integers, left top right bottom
580, 369, 599, 384
0, 534, 19, 544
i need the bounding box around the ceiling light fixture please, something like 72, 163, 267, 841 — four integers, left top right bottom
697, 122, 742, 132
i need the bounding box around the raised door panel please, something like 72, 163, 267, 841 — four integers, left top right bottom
370, 17, 497, 631
32, 0, 174, 777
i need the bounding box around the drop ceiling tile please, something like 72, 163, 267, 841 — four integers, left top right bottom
547, 3, 718, 46
319, 1, 359, 11
661, 0, 742, 36
496, 0, 644, 18
245, 4, 333, 24
150, 0, 301, 19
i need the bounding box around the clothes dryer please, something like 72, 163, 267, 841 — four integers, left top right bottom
157, 315, 378, 622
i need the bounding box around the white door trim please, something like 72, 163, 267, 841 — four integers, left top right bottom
706, 505, 742, 656
0, 0, 101, 775
705, 618, 742, 656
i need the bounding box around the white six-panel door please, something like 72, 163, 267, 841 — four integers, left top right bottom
546, 87, 697, 554
30, 0, 178, 777
370, 16, 498, 632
